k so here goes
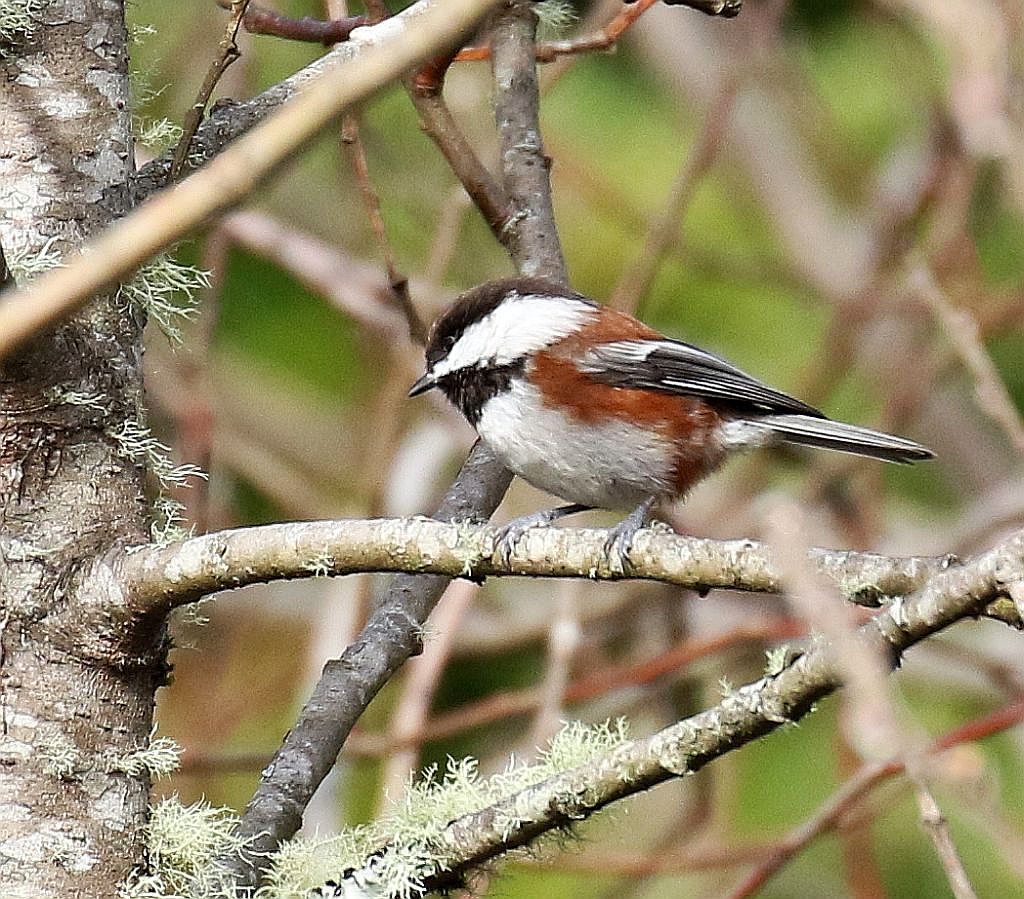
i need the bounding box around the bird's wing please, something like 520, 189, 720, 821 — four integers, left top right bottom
577, 339, 824, 417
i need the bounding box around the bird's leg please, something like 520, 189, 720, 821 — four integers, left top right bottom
604, 496, 657, 574
493, 503, 591, 567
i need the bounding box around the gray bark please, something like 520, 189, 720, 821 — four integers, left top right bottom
0, 2, 159, 895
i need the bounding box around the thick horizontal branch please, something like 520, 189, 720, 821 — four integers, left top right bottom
330, 527, 1024, 895
115, 516, 992, 618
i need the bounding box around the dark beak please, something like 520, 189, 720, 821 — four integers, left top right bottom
408, 371, 437, 397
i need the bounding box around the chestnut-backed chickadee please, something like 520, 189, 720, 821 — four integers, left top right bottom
410, 277, 933, 566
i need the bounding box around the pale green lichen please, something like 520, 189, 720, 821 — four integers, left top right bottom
151, 496, 194, 545
4, 235, 63, 281
764, 644, 792, 677
135, 116, 184, 152
38, 733, 82, 780
128, 19, 182, 152
257, 829, 378, 899
0, 0, 43, 45
124, 721, 631, 899
120, 798, 245, 899
109, 731, 181, 779
108, 419, 207, 490
263, 720, 630, 898
306, 550, 335, 578
534, 0, 576, 32
117, 253, 211, 344
449, 520, 490, 577
50, 388, 109, 414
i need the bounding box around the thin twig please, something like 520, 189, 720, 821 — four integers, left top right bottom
216, 0, 372, 41
406, 68, 514, 245
458, 0, 660, 63
457, 0, 742, 63
912, 782, 979, 899
910, 260, 1024, 454
240, 2, 368, 44
609, 80, 739, 312
339, 114, 428, 344
726, 699, 1024, 899
171, 1, 252, 179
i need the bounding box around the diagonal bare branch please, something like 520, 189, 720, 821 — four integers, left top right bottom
0, 0, 500, 360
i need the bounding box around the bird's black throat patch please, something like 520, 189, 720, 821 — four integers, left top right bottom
438, 360, 525, 426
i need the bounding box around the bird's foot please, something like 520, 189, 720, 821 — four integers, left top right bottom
493, 504, 590, 568
603, 497, 657, 575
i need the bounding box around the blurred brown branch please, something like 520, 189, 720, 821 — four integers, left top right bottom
174, 618, 805, 772
910, 260, 1024, 455
727, 698, 1024, 898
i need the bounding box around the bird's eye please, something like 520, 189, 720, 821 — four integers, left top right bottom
437, 334, 458, 359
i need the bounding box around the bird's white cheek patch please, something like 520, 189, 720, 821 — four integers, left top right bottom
433, 294, 595, 378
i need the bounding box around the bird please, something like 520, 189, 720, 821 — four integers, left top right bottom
409, 277, 933, 568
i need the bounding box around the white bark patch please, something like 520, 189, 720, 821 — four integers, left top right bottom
5, 710, 40, 735
0, 824, 95, 869
86, 67, 126, 108
77, 146, 127, 199
0, 737, 33, 763
0, 802, 31, 822
90, 782, 132, 827
163, 538, 229, 584
38, 87, 91, 119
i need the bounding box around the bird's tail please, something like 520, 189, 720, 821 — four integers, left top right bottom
756, 414, 934, 464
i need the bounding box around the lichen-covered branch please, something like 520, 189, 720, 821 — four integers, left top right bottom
115, 517, 1018, 624
325, 527, 1024, 896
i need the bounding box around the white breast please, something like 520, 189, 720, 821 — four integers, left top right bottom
475, 379, 676, 510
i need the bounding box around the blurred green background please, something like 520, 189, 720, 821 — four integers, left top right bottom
131, 1, 1024, 896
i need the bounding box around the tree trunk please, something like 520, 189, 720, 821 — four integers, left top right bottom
0, 2, 160, 895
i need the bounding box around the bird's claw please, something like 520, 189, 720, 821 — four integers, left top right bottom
602, 497, 657, 575
493, 519, 541, 568
603, 522, 639, 575
491, 504, 591, 568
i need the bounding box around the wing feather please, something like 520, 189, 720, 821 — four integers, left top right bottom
577, 339, 823, 417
